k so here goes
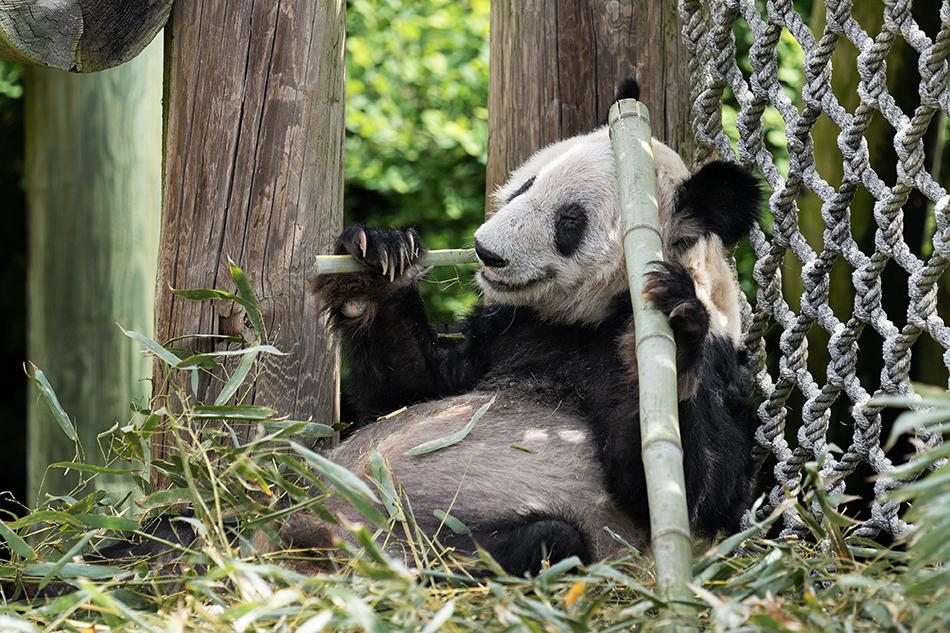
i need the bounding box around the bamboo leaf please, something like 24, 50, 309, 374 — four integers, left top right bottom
121, 328, 182, 367
433, 509, 469, 535
228, 259, 265, 339
7, 511, 84, 530
259, 420, 334, 439
536, 555, 582, 582
885, 408, 950, 449
0, 616, 40, 633
175, 344, 284, 369
189, 405, 276, 420
405, 395, 495, 456
369, 451, 401, 520
290, 442, 385, 527
171, 288, 242, 302
26, 364, 77, 442
297, 613, 333, 633
421, 600, 455, 633
72, 514, 139, 532
21, 561, 125, 581
49, 462, 140, 476
0, 520, 35, 559
215, 349, 258, 405
138, 487, 205, 511
38, 531, 97, 590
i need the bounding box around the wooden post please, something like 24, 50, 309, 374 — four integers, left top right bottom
486, 0, 693, 208
0, 1, 172, 72
152, 0, 345, 480
26, 38, 163, 500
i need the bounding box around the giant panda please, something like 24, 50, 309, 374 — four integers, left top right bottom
261, 79, 763, 576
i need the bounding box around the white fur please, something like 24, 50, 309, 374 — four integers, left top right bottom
679, 235, 742, 345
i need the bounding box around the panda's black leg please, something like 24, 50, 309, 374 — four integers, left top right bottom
643, 261, 709, 374
455, 516, 591, 577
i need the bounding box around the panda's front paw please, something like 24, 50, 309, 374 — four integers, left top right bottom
335, 225, 425, 281
643, 262, 709, 344
315, 225, 427, 327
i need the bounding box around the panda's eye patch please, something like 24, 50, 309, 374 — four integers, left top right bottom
507, 176, 536, 202
554, 203, 588, 256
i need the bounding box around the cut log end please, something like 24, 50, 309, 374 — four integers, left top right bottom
0, 0, 172, 71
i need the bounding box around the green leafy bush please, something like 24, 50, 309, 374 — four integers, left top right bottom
344, 0, 490, 321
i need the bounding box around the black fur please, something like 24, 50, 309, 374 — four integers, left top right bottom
599, 76, 642, 127
614, 76, 641, 102
554, 203, 588, 257
672, 161, 762, 249
462, 515, 592, 576
508, 175, 536, 203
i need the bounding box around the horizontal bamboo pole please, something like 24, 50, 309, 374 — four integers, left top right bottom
608, 99, 693, 605
314, 248, 478, 275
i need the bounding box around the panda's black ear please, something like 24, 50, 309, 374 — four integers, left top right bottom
598, 76, 642, 129
613, 76, 640, 102
673, 161, 762, 247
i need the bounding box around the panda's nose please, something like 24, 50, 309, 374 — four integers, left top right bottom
475, 240, 508, 268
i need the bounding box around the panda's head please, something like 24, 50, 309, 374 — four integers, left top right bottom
473, 127, 691, 324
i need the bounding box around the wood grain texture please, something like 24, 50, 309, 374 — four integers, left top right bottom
0, 0, 171, 71
153, 0, 344, 478
26, 37, 163, 500
486, 0, 692, 209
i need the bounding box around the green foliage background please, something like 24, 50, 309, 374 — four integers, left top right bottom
344, 0, 490, 322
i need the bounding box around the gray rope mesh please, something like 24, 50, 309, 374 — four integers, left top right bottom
679, 0, 950, 538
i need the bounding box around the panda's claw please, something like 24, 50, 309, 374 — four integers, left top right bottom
357, 229, 368, 258
330, 225, 425, 281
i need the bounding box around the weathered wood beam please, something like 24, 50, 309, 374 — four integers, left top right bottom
0, 0, 171, 72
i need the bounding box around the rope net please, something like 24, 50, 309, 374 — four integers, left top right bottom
679, 0, 950, 538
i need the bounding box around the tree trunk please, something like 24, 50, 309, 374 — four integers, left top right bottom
26, 37, 163, 501
0, 0, 171, 72
151, 0, 345, 483
486, 0, 692, 209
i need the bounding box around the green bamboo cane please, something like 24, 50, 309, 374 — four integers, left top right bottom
608, 99, 693, 605
314, 248, 477, 275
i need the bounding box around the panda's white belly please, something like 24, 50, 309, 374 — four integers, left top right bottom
328, 390, 648, 560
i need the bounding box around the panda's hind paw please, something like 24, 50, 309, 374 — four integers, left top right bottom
335, 225, 425, 280
643, 262, 709, 343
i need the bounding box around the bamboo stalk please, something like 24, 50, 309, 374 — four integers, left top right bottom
314, 248, 478, 275
608, 99, 693, 605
